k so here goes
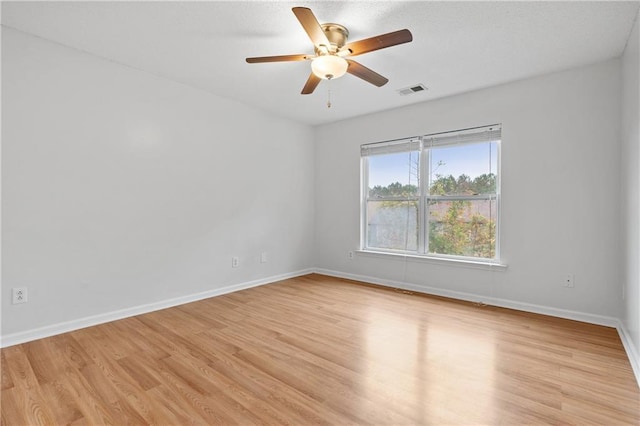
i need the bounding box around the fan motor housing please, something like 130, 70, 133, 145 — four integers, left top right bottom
321, 23, 349, 52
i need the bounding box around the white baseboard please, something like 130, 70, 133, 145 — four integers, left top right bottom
0, 268, 314, 348
315, 268, 619, 326
315, 267, 639, 387
617, 321, 640, 387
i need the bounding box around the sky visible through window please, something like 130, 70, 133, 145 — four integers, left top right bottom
368, 142, 498, 188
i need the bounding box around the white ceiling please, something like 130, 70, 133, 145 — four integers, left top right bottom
2, 1, 639, 126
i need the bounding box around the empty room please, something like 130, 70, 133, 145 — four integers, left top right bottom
2, 1, 640, 424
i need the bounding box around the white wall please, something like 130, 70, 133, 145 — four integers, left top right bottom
1, 28, 315, 337
315, 59, 622, 320
622, 10, 640, 368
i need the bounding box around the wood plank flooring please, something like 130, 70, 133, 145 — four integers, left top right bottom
2, 273, 639, 425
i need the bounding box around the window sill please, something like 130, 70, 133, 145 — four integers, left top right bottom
355, 250, 507, 271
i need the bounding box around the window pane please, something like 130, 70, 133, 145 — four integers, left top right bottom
367, 200, 418, 251
429, 142, 497, 196
368, 151, 419, 198
428, 199, 496, 258
362, 126, 500, 261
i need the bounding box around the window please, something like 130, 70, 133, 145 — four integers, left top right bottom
361, 125, 501, 262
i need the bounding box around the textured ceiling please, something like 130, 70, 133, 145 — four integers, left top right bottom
2, 1, 639, 126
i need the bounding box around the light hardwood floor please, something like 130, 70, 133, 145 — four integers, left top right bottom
2, 274, 639, 425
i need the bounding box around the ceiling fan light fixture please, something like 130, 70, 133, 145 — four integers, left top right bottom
246, 7, 413, 95
311, 55, 348, 80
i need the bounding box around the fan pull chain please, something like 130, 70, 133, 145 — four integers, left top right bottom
327, 77, 332, 108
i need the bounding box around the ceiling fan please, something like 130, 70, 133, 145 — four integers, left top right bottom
246, 7, 413, 95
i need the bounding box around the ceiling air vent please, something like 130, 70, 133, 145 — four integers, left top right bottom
397, 84, 428, 96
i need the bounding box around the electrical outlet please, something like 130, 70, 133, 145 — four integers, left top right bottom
12, 287, 27, 304
260, 252, 267, 263
347, 251, 354, 260
564, 274, 575, 288
231, 257, 239, 268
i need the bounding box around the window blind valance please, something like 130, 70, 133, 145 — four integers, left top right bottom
424, 124, 501, 147
360, 138, 421, 157
361, 124, 501, 156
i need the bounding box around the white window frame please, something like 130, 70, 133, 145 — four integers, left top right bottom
361, 125, 502, 264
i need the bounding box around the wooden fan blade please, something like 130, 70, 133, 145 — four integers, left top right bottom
301, 73, 322, 95
342, 29, 413, 57
246, 54, 311, 63
346, 60, 388, 87
292, 7, 330, 48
